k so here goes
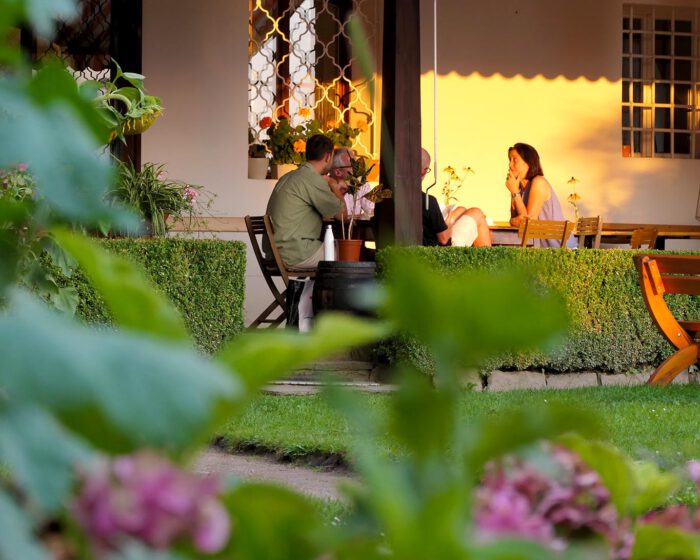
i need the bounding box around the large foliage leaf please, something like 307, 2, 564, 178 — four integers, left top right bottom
0, 70, 131, 227
24, 0, 77, 38
222, 483, 322, 560
0, 293, 241, 452
217, 313, 391, 393
54, 229, 190, 343
558, 434, 635, 515
0, 491, 48, 560
0, 404, 92, 512
632, 524, 700, 560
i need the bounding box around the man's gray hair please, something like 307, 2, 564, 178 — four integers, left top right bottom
331, 147, 353, 170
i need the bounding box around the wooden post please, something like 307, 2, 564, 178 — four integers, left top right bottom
376, 0, 422, 248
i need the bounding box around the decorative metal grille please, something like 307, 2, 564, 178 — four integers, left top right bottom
31, 0, 112, 84
248, 0, 377, 159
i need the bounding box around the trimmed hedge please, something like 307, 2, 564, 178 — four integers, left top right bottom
376, 246, 700, 374
55, 239, 246, 353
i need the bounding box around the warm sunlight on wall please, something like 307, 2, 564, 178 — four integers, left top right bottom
421, 71, 700, 225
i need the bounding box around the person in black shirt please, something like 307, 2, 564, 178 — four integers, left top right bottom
420, 148, 492, 247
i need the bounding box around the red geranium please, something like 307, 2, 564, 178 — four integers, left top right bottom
259, 116, 273, 129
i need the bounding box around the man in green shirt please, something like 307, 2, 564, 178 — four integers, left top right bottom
266, 134, 346, 269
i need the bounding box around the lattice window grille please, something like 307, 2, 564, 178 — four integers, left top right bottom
622, 4, 700, 158
248, 0, 377, 159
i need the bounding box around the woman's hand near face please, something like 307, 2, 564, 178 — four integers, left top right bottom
505, 170, 521, 193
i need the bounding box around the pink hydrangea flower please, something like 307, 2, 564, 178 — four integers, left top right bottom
73, 450, 231, 554
183, 186, 199, 206
474, 445, 625, 556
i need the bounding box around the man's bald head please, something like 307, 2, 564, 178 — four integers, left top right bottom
421, 148, 431, 178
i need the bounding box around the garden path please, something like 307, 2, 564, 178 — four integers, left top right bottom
194, 449, 355, 501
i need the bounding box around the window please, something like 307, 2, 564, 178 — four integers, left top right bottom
622, 4, 700, 158
248, 0, 377, 161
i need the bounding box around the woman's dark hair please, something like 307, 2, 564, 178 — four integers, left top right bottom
509, 143, 544, 180
306, 134, 334, 162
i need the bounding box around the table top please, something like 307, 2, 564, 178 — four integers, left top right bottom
489, 221, 700, 239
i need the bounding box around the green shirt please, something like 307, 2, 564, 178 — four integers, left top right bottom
266, 163, 342, 266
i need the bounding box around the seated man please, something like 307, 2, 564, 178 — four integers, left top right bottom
420, 148, 491, 247
266, 134, 346, 269
327, 147, 375, 217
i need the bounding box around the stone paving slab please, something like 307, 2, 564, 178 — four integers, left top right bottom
546, 372, 599, 389
487, 370, 546, 392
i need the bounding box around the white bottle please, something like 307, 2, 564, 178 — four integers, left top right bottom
323, 224, 335, 261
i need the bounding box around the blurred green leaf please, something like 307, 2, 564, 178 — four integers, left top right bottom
558, 434, 636, 515
106, 543, 192, 560
49, 285, 78, 315
631, 524, 700, 559
630, 461, 681, 516
465, 405, 604, 472
0, 490, 48, 560
24, 0, 77, 38
0, 404, 92, 512
54, 229, 190, 343
469, 538, 558, 560
381, 256, 568, 371
28, 60, 109, 142
217, 313, 391, 393
222, 483, 322, 560
0, 74, 130, 227
0, 292, 241, 452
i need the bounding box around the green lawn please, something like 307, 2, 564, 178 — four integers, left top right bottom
219, 385, 700, 471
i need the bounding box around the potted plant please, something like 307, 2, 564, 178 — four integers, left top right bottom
108, 161, 213, 237
80, 60, 163, 144
260, 115, 307, 178
248, 143, 269, 180
441, 165, 475, 206
338, 156, 390, 262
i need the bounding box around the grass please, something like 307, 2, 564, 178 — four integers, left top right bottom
219, 385, 700, 471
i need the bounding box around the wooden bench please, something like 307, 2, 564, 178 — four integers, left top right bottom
633, 254, 700, 385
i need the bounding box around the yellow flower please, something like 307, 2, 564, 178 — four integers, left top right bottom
293, 139, 306, 153
567, 176, 580, 185
357, 120, 368, 132
443, 166, 455, 174
298, 107, 311, 119
568, 193, 582, 203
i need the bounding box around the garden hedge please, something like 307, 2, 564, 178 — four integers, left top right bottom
376, 246, 700, 375
55, 239, 246, 353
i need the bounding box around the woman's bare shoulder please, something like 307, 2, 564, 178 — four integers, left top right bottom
530, 175, 551, 192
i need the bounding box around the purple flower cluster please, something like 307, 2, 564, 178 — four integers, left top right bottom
73, 451, 230, 555
474, 445, 628, 557
642, 460, 700, 533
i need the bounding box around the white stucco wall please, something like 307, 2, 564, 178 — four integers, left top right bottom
141, 0, 700, 323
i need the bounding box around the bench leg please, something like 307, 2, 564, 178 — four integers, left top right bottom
647, 344, 700, 386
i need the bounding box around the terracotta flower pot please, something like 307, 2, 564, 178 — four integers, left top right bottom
337, 239, 363, 262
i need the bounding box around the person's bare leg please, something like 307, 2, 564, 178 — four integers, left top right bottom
465, 207, 492, 247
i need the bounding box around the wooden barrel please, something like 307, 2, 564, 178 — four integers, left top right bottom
312, 261, 377, 317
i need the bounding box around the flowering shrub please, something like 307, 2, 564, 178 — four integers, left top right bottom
108, 161, 214, 236
260, 109, 364, 165
0, 163, 35, 201
74, 451, 230, 554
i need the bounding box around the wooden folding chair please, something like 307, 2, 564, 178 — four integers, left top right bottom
518, 218, 575, 248
575, 216, 603, 249
630, 228, 659, 249
245, 215, 315, 329
634, 254, 700, 385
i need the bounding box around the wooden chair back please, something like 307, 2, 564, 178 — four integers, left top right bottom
518, 218, 575, 248
244, 215, 315, 329
633, 254, 700, 385
630, 227, 659, 249
575, 216, 603, 249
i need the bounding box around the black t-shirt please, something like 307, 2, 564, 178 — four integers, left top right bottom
422, 193, 449, 246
